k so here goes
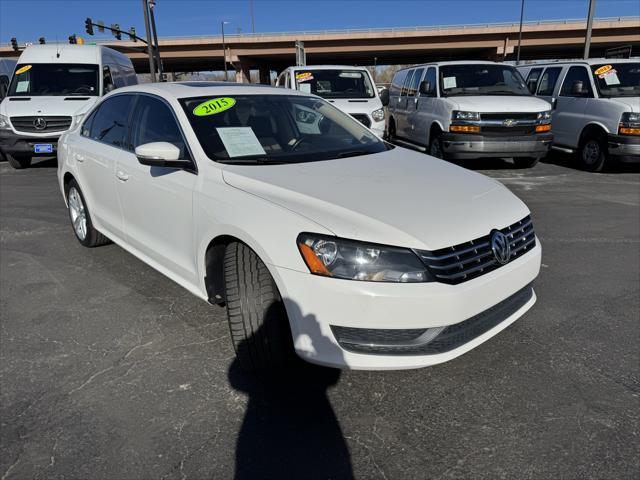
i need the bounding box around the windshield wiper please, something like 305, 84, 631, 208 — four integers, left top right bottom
336, 150, 369, 159
217, 157, 285, 165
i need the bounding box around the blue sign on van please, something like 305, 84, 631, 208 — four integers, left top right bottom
34, 144, 53, 154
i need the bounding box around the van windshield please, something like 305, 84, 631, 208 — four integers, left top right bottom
180, 94, 389, 164
8, 63, 99, 96
293, 69, 376, 99
439, 64, 531, 96
591, 63, 640, 98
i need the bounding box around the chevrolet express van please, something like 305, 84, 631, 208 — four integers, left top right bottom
518, 59, 639, 171
276, 65, 386, 137
386, 61, 553, 168
0, 44, 137, 169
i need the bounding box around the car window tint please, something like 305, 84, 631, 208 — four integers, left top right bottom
408, 68, 424, 97
424, 67, 437, 96
88, 94, 134, 148
401, 70, 415, 97
537, 67, 562, 96
526, 68, 543, 93
131, 95, 189, 159
560, 66, 592, 97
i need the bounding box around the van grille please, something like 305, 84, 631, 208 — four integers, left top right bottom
480, 112, 539, 121
481, 125, 536, 136
10, 116, 72, 133
416, 215, 536, 285
350, 114, 371, 128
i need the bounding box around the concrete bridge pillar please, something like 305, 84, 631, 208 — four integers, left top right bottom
235, 60, 251, 83
259, 66, 271, 85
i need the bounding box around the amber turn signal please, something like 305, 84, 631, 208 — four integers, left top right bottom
619, 126, 640, 136
450, 125, 480, 133
535, 124, 552, 133
297, 242, 332, 276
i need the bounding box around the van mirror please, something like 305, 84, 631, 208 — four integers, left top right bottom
571, 80, 586, 96
379, 87, 389, 106
135, 142, 189, 168
419, 81, 433, 95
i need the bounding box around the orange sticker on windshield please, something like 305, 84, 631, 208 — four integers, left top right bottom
15, 65, 32, 75
296, 72, 314, 82
594, 65, 612, 75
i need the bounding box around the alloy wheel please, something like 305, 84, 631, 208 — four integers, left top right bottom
68, 187, 87, 240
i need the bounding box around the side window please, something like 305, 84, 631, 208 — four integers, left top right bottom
537, 67, 562, 96
560, 66, 593, 97
423, 67, 437, 96
526, 68, 543, 93
0, 74, 9, 99
401, 69, 415, 97
112, 67, 126, 89
390, 69, 407, 95
130, 96, 190, 160
103, 66, 115, 94
88, 95, 135, 148
408, 68, 424, 97
81, 108, 98, 137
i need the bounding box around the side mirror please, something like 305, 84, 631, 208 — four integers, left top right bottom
135, 142, 189, 168
419, 80, 433, 95
571, 80, 586, 96
379, 87, 389, 106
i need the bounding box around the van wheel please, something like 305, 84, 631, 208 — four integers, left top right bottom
65, 180, 110, 247
224, 242, 293, 371
429, 132, 445, 159
579, 134, 607, 172
513, 157, 539, 168
6, 154, 31, 169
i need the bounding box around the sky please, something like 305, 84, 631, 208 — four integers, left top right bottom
1, 0, 639, 44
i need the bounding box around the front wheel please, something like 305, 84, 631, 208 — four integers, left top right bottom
579, 135, 607, 172
223, 242, 294, 371
429, 132, 445, 159
65, 180, 110, 247
513, 157, 539, 168
6, 154, 31, 169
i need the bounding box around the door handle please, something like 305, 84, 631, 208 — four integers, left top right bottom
116, 170, 129, 181
75, 153, 85, 163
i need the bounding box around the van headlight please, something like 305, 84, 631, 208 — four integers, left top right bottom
297, 233, 432, 282
371, 108, 385, 122
452, 111, 480, 122
0, 114, 11, 130
537, 110, 552, 123
619, 112, 640, 135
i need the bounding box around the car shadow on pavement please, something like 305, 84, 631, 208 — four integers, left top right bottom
228, 300, 354, 480
541, 150, 640, 173
29, 156, 58, 168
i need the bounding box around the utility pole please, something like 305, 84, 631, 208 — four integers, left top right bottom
142, 0, 157, 82
583, 0, 596, 59
148, 0, 164, 80
249, 0, 255, 33
221, 21, 229, 81
516, 0, 525, 64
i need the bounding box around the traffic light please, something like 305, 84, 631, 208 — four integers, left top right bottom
68, 34, 77, 44
38, 37, 46, 44
85, 18, 94, 36
10, 37, 18, 51
111, 24, 121, 40
128, 27, 137, 42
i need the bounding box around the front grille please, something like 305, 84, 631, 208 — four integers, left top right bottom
10, 116, 72, 133
481, 125, 536, 136
480, 112, 538, 121
417, 215, 536, 285
331, 283, 534, 355
350, 113, 371, 128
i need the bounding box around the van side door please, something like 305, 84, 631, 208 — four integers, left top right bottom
554, 66, 593, 148
395, 69, 415, 138
408, 67, 436, 146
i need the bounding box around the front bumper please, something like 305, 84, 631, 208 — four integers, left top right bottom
273, 242, 541, 370
0, 130, 60, 157
442, 132, 553, 159
607, 133, 640, 162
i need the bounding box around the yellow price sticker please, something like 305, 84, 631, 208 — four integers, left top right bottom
15, 65, 32, 75
594, 65, 613, 75
192, 97, 236, 116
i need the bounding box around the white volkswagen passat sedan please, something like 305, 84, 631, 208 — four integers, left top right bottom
57, 82, 541, 370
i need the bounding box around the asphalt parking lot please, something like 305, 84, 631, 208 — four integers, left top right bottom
1, 154, 638, 479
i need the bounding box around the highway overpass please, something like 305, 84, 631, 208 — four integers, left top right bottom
2, 16, 638, 82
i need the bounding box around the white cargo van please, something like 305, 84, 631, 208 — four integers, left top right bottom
276, 65, 386, 137
0, 44, 137, 169
385, 61, 553, 167
518, 59, 639, 171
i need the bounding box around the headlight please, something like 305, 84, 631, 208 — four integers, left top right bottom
0, 114, 11, 130
371, 108, 385, 122
452, 111, 480, 122
619, 112, 640, 135
297, 233, 432, 283
537, 110, 552, 122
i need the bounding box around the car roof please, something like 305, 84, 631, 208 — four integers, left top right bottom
286, 65, 369, 71
518, 58, 639, 67
112, 81, 310, 100
396, 60, 505, 72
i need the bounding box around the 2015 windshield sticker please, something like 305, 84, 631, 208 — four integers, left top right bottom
15, 65, 32, 75
193, 97, 236, 116
594, 65, 613, 76
296, 72, 314, 82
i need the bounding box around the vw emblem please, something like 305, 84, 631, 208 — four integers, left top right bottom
491, 230, 511, 265
502, 119, 517, 127
33, 117, 47, 130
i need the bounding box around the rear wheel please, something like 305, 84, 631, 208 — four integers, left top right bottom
513, 157, 539, 168
65, 180, 110, 247
6, 154, 31, 169
578, 133, 607, 172
223, 242, 294, 371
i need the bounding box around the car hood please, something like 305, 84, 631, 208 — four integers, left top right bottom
0, 95, 97, 117
606, 96, 640, 113
324, 97, 383, 115
221, 148, 530, 251
448, 95, 551, 113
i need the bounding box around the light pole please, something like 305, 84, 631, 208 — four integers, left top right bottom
516, 0, 525, 64
584, 0, 596, 59
142, 0, 156, 82
221, 21, 229, 81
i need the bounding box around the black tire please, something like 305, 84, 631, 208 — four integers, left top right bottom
224, 242, 293, 371
578, 133, 607, 172
6, 154, 31, 169
428, 131, 445, 159
65, 179, 110, 247
513, 157, 539, 168
387, 118, 396, 142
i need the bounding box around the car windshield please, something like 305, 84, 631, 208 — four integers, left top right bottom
8, 63, 99, 96
439, 64, 531, 96
180, 94, 390, 164
591, 63, 640, 98
293, 69, 376, 99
